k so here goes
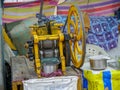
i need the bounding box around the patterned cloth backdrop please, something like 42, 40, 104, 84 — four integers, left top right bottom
3, 0, 120, 23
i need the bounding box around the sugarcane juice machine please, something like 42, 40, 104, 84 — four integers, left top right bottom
25, 0, 86, 77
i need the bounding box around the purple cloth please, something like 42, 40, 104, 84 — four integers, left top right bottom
87, 16, 119, 51
41, 69, 63, 77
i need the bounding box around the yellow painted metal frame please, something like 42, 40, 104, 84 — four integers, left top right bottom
12, 81, 23, 90
32, 32, 65, 77
2, 28, 16, 50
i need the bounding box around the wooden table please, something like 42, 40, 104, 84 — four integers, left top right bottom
11, 56, 82, 90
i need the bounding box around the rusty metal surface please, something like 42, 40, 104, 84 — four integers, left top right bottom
11, 56, 37, 82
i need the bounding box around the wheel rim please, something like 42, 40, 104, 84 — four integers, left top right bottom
67, 5, 86, 68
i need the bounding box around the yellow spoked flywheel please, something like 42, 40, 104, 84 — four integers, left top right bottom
67, 5, 86, 68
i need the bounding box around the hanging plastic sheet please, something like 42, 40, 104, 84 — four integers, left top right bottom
83, 70, 120, 90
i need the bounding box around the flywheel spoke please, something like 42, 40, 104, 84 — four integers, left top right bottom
74, 41, 77, 56
73, 13, 79, 34
76, 42, 82, 55
69, 20, 76, 33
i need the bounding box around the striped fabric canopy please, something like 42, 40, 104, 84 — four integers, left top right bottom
3, 0, 120, 23
3, 0, 58, 23
57, 0, 120, 16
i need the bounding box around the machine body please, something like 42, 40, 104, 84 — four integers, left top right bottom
25, 4, 87, 77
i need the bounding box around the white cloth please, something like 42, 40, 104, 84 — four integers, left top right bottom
23, 76, 78, 90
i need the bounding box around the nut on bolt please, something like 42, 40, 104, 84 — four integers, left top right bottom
24, 43, 29, 48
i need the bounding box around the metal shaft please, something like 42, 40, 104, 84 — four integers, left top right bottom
40, 0, 44, 15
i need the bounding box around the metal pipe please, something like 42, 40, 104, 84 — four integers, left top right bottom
0, 2, 5, 90
40, 0, 44, 15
